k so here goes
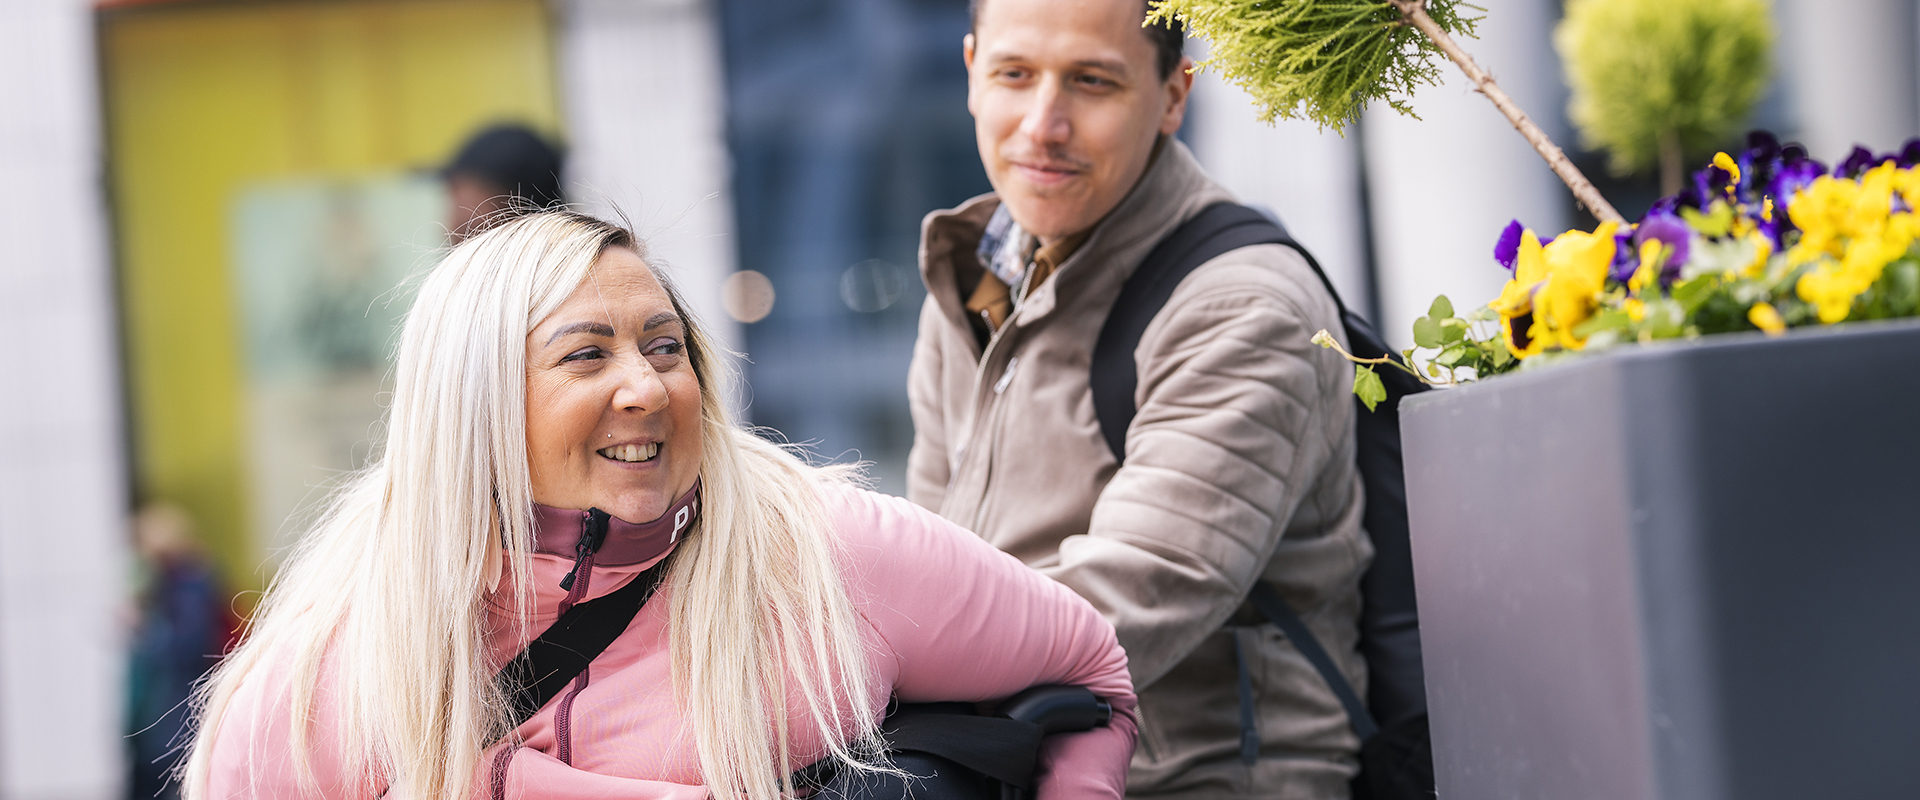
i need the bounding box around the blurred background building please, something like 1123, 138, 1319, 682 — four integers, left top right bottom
0, 0, 1913, 796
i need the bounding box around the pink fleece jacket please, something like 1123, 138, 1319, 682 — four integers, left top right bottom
204, 482, 1138, 799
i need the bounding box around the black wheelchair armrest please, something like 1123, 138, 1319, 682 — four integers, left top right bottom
994, 685, 1112, 735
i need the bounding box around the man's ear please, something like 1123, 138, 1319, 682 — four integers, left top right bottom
964, 33, 979, 116
1159, 55, 1195, 136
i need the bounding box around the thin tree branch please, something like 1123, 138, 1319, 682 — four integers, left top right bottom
1387, 0, 1627, 225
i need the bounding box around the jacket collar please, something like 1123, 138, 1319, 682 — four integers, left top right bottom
918, 139, 1230, 340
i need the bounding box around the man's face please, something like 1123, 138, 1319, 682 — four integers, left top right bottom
966, 0, 1192, 243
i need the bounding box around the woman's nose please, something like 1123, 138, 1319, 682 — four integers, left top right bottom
612, 356, 670, 414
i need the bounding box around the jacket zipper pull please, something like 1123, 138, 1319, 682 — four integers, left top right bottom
558, 508, 611, 592
993, 356, 1021, 394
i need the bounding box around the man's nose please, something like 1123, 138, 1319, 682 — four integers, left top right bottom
612, 355, 671, 414
1017, 76, 1071, 146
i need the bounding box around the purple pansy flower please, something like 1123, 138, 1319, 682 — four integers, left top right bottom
1736, 130, 1781, 204
1770, 146, 1826, 209
1898, 137, 1920, 168
1493, 219, 1524, 270
1835, 145, 1885, 178
1633, 207, 1692, 285
1609, 227, 1638, 283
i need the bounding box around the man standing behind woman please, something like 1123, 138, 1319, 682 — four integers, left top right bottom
908, 0, 1371, 797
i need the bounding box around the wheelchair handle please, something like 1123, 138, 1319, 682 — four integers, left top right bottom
995, 685, 1112, 735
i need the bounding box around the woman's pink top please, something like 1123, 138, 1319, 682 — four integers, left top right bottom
204, 482, 1138, 799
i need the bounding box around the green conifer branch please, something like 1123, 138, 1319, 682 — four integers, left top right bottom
1152, 0, 1627, 224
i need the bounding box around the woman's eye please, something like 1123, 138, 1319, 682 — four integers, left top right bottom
646, 340, 685, 357
560, 347, 605, 364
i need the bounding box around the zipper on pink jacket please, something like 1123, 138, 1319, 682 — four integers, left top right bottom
555, 666, 591, 766
554, 508, 613, 616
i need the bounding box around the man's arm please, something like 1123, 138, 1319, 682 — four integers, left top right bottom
1040, 246, 1359, 688
906, 294, 956, 511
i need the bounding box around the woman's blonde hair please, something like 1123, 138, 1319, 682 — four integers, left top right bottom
182, 211, 880, 799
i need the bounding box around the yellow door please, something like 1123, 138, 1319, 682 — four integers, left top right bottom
102, 0, 561, 593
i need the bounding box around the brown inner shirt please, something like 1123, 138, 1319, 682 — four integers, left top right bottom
964, 228, 1093, 335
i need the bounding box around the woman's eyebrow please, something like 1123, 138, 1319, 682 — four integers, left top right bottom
544, 321, 616, 345
643, 312, 682, 331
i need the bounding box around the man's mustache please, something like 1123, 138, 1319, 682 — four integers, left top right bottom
1002, 146, 1092, 174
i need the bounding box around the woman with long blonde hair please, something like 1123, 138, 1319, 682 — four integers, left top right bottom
183, 211, 1136, 799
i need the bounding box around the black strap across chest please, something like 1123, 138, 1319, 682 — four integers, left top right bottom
1091, 203, 1348, 462
496, 557, 672, 731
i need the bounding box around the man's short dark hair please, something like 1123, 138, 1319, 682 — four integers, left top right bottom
969, 0, 1186, 80
442, 124, 567, 209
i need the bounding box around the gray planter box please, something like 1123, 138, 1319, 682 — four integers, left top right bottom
1400, 320, 1920, 800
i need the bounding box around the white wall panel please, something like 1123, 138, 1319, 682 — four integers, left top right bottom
1188, 66, 1374, 322
1775, 0, 1918, 160
0, 1, 130, 797
560, 0, 742, 378
1362, 0, 1572, 350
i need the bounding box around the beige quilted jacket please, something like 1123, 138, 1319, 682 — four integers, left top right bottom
906, 141, 1373, 799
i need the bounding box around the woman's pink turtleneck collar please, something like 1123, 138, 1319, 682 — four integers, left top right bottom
531, 480, 702, 567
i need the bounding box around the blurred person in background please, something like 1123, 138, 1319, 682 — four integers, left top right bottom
128, 503, 233, 800
906, 0, 1370, 796
443, 123, 567, 243
181, 211, 1136, 800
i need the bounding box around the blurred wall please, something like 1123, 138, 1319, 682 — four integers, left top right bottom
718, 0, 987, 493
1187, 62, 1376, 322
1775, 0, 1920, 161
102, 0, 564, 593
1363, 0, 1573, 352
0, 1, 129, 797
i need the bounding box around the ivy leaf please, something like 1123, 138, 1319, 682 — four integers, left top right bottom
1439, 317, 1469, 344
1353, 365, 1387, 412
1571, 308, 1632, 339
1429, 295, 1455, 320
1488, 338, 1513, 368
1435, 344, 1475, 367
1643, 298, 1687, 338
1672, 275, 1720, 316
1680, 202, 1736, 239
1886, 260, 1920, 315
1412, 316, 1443, 348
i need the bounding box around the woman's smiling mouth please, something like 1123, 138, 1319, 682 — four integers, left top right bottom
598, 442, 660, 463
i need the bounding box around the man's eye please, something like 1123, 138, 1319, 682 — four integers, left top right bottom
1075, 74, 1112, 89
561, 347, 604, 363
997, 67, 1030, 81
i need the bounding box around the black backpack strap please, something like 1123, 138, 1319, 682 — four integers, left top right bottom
1091, 203, 1341, 463
496, 557, 673, 730
1089, 202, 1412, 744
1248, 582, 1380, 741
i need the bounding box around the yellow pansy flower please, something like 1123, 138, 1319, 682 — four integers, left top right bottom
1748, 302, 1786, 336
1491, 229, 1547, 357
1788, 164, 1919, 322
1489, 222, 1619, 356
1713, 152, 1741, 190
